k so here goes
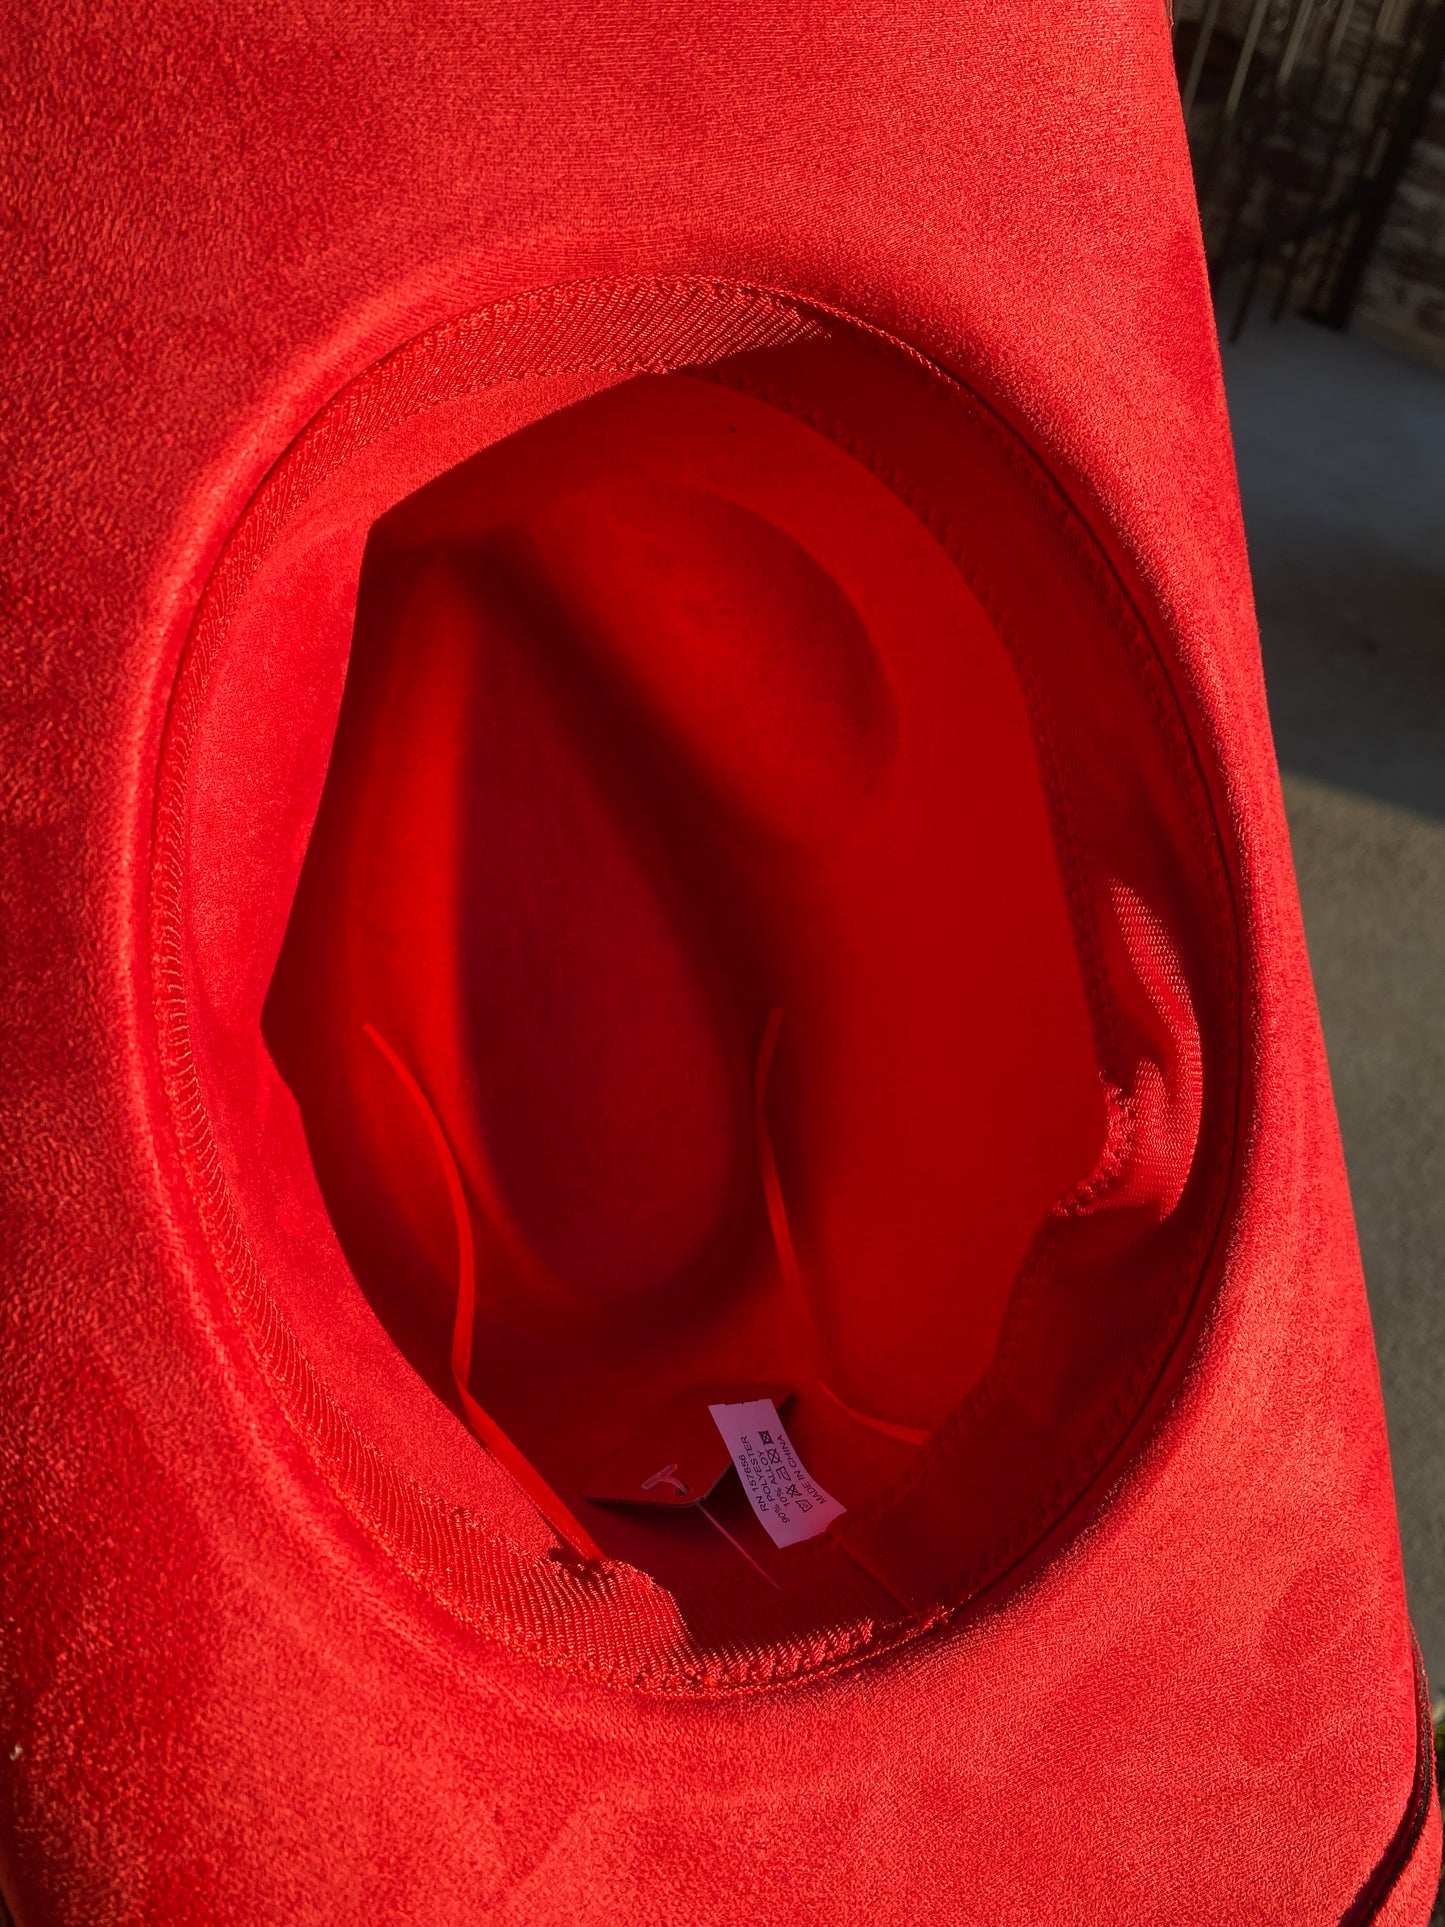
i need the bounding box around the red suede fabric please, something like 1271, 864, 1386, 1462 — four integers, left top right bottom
2, 3, 1436, 1922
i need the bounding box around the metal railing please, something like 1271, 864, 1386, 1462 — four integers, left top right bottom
1174, 0, 1445, 333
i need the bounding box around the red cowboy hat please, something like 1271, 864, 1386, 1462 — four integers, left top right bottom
3, 2, 1437, 1921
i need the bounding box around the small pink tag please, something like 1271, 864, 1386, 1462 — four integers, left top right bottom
708, 1398, 845, 1548
580, 1383, 791, 1510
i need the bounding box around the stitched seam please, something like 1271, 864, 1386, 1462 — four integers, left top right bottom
149, 280, 1244, 1690
1340, 1637, 1438, 1924
707, 355, 1240, 1597
150, 278, 861, 1694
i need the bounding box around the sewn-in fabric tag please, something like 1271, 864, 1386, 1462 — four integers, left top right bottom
708, 1398, 845, 1548
579, 1383, 793, 1510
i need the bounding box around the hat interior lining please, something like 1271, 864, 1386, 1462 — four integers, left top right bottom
161, 285, 1235, 1686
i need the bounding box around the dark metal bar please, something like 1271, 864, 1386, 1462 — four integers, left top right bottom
1301, 0, 1425, 311
1194, 0, 1276, 204
1225, 0, 1275, 119
1182, 0, 1226, 119
1279, 0, 1321, 84
1268, 0, 1364, 316
1269, 0, 1383, 315
1208, 0, 1318, 300
1218, 182, 1369, 271
1313, 0, 1445, 322
1177, 0, 1444, 334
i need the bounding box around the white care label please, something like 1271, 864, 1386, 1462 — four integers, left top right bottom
708, 1398, 845, 1548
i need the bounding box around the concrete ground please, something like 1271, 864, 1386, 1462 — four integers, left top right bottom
1220, 312, 1445, 1690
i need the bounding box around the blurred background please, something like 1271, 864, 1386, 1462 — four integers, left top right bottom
1170, 0, 1444, 1785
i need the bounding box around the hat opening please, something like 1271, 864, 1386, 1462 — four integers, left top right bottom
159, 283, 1237, 1688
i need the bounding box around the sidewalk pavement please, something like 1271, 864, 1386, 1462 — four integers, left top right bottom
1222, 311, 1445, 1687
